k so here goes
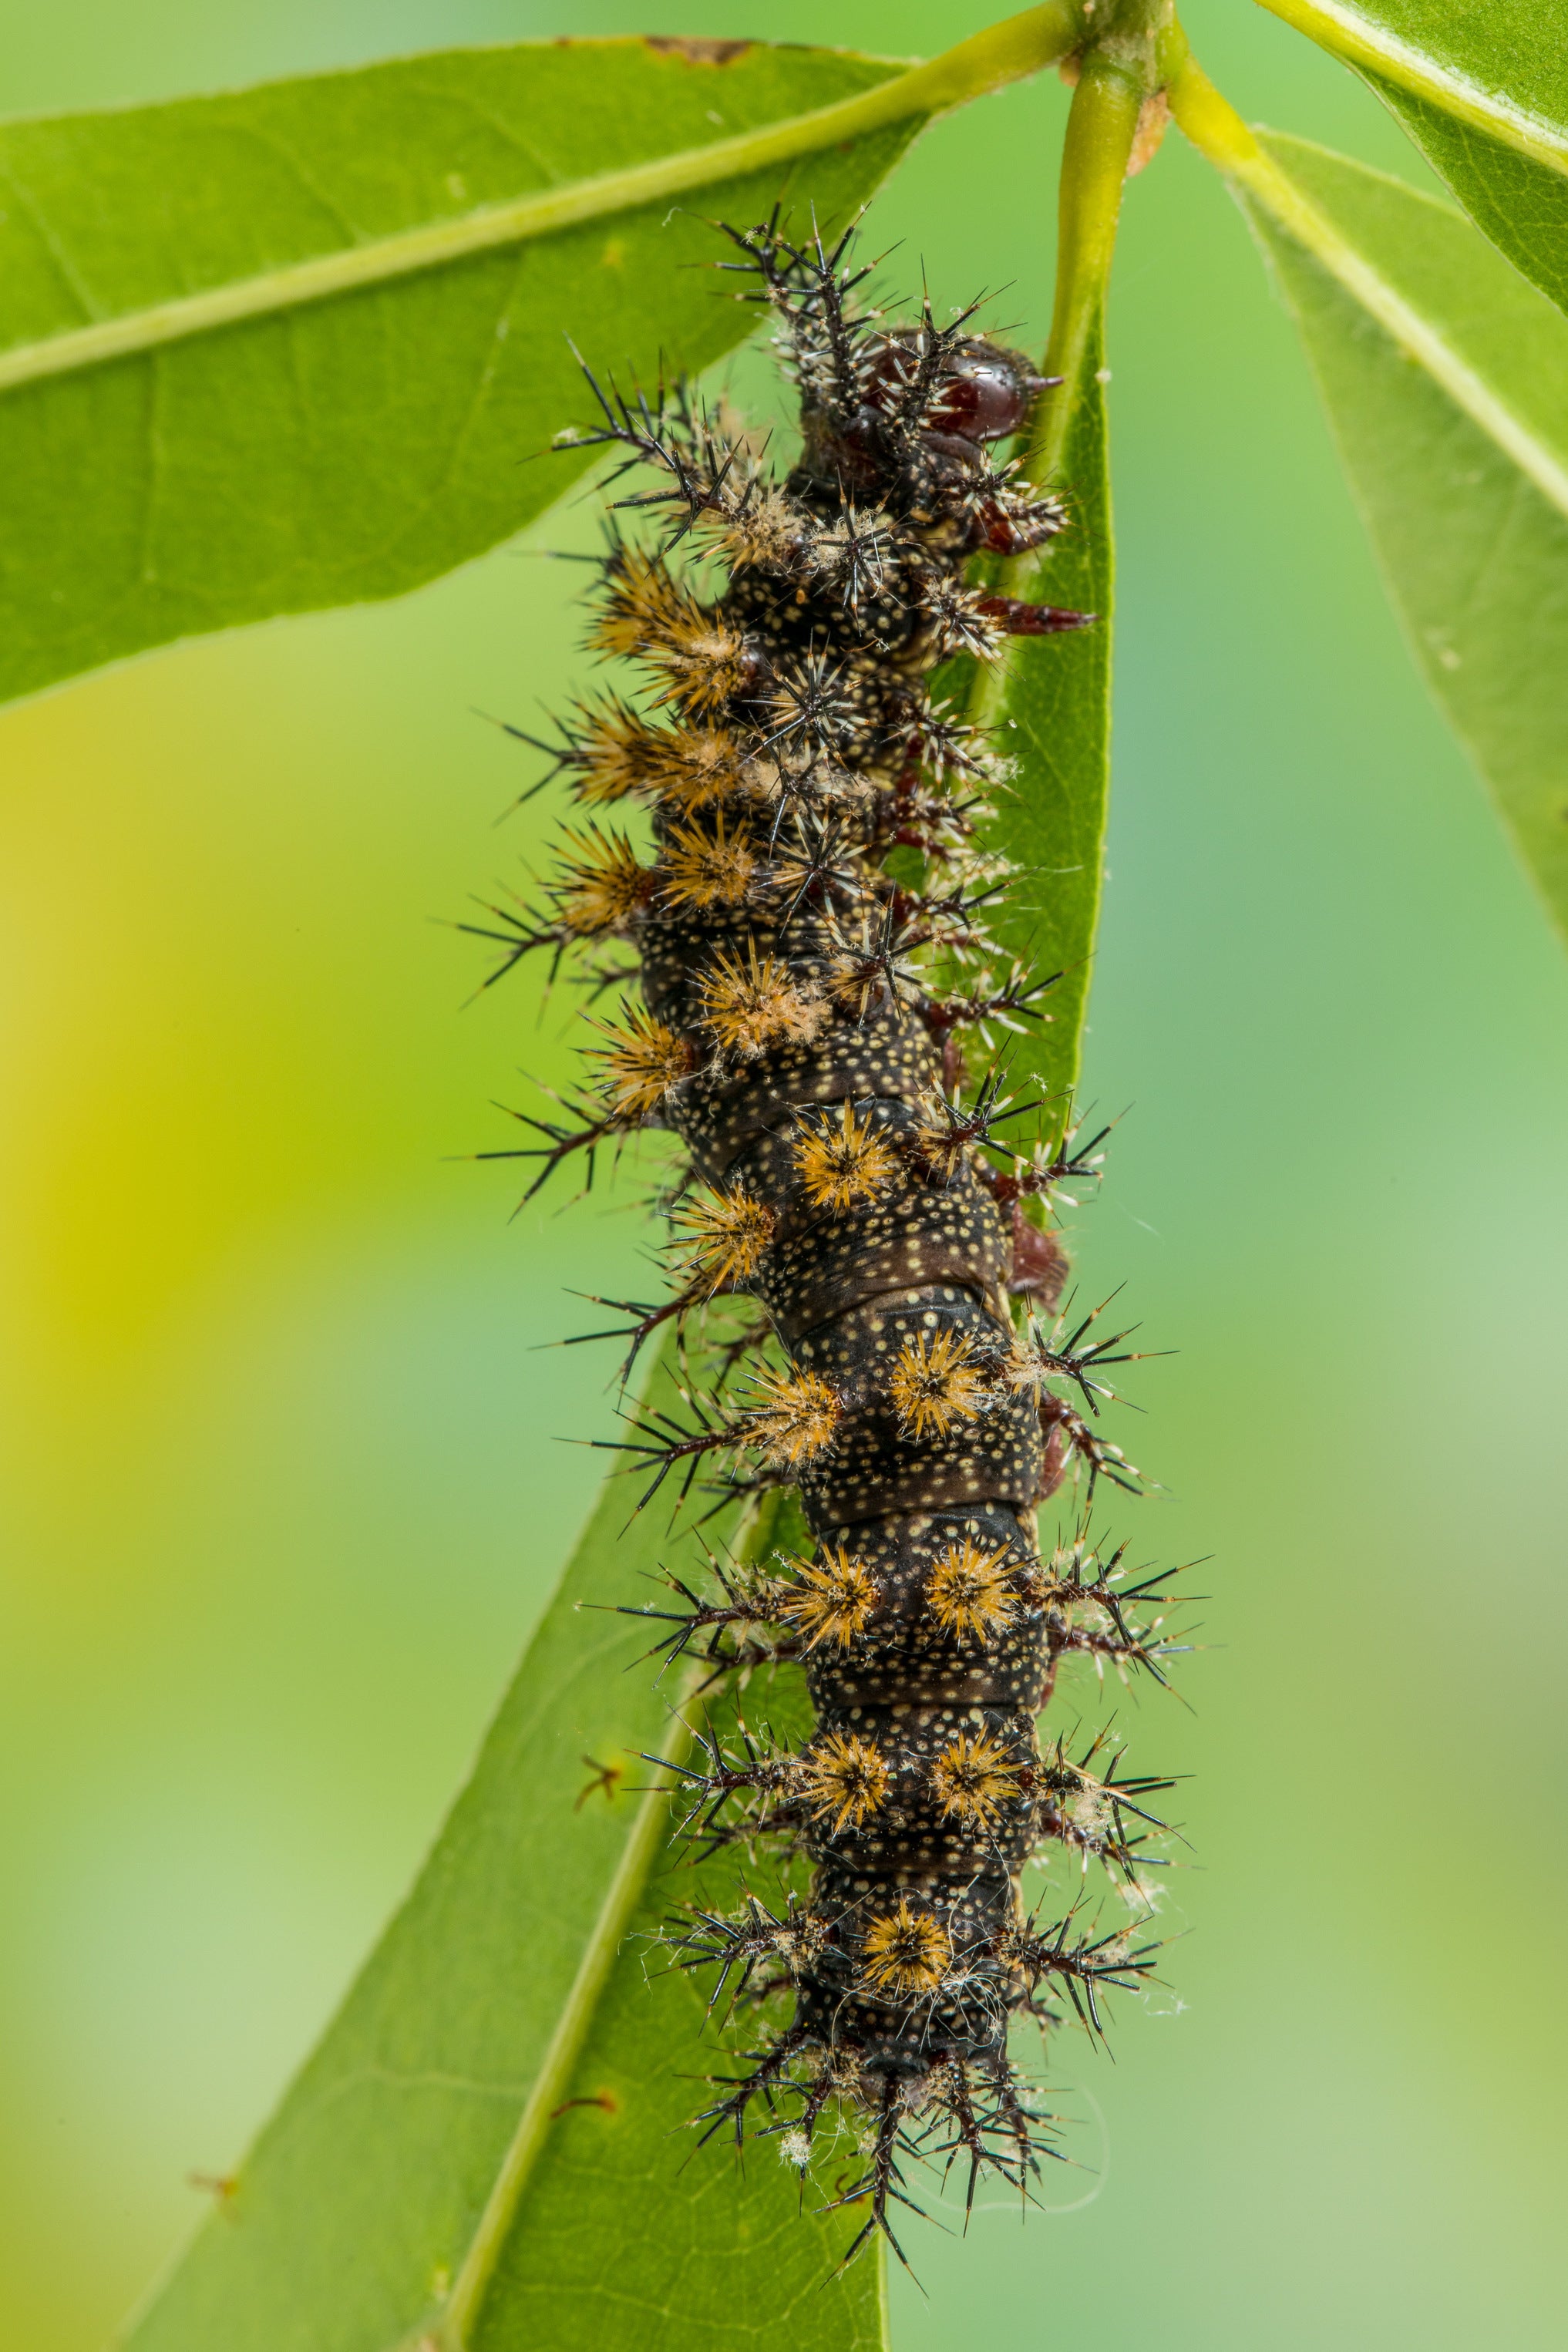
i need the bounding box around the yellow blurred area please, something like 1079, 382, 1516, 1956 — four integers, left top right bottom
3, 5, 1568, 2351
0, 500, 656, 2347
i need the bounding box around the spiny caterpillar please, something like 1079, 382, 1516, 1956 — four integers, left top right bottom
474, 220, 1188, 2263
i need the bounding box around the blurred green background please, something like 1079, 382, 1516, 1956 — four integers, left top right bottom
2, 4, 1565, 2347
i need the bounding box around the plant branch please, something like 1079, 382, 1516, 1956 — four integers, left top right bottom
1250, 0, 1568, 179
1031, 39, 1153, 487
0, 6, 1089, 398
1167, 44, 1568, 524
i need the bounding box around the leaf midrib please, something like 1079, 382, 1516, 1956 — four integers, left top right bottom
0, 7, 1094, 398
418, 1716, 695, 2352
0, 86, 906, 395
1170, 66, 1568, 526
1247, 136, 1568, 523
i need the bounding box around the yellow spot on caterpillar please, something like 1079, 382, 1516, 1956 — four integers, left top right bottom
888, 1327, 988, 1441
743, 1364, 840, 1468
567, 708, 750, 812
930, 1730, 1019, 1825
792, 1100, 899, 1213
697, 943, 826, 1060
671, 1184, 774, 1294
589, 546, 690, 659
925, 1536, 1021, 1644
860, 1898, 951, 1997
584, 1003, 691, 1120
775, 1543, 879, 1651
797, 1729, 889, 1834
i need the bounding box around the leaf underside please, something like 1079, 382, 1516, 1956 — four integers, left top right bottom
0, 38, 916, 708
473, 1649, 888, 2352
1366, 71, 1568, 318
1248, 133, 1568, 942
1263, 0, 1568, 317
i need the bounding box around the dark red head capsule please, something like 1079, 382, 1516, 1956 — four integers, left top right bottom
859, 333, 1052, 449
927, 342, 1053, 444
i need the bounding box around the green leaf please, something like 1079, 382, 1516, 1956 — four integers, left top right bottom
0, 8, 1095, 713
120, 1368, 883, 2352
0, 37, 915, 711
964, 358, 1112, 1122
1368, 71, 1568, 318
1242, 133, 1568, 942
1252, 1, 1568, 314
471, 1631, 885, 2352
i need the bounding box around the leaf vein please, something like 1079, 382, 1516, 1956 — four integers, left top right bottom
0, 158, 103, 328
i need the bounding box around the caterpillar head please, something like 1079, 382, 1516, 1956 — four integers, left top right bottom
865, 332, 1046, 453
797, 331, 1048, 493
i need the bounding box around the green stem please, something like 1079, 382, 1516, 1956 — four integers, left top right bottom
1251, 0, 1568, 179
0, 7, 1088, 397
1030, 42, 1151, 488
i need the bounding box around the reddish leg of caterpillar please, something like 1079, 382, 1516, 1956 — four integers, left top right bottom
1008, 1208, 1069, 1310
975, 594, 1095, 634
1037, 1421, 1070, 1501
